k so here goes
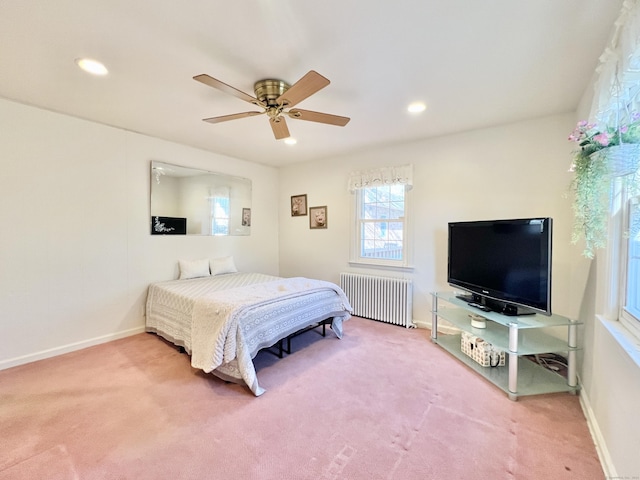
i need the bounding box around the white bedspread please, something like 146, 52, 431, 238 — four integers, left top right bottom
145, 273, 352, 396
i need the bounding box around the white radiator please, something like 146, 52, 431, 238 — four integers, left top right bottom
340, 273, 414, 328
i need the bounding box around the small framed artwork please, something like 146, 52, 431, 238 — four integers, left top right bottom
309, 206, 328, 229
291, 194, 307, 216
242, 208, 251, 226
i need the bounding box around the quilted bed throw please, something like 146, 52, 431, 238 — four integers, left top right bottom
190, 277, 352, 396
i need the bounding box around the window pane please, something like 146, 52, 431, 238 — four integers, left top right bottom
389, 201, 404, 218
213, 219, 229, 236
361, 221, 376, 239
626, 198, 640, 318
389, 185, 405, 196
388, 221, 404, 242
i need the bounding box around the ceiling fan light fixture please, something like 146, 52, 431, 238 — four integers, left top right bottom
284, 137, 297, 145
194, 70, 350, 140
407, 102, 426, 114
75, 58, 108, 76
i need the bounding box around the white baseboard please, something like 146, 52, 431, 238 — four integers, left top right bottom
413, 319, 430, 329
0, 326, 146, 371
414, 318, 460, 335
579, 386, 617, 478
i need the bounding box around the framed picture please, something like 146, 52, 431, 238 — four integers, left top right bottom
309, 206, 328, 229
291, 194, 307, 216
242, 208, 251, 226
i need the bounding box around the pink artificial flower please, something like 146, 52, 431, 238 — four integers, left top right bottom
593, 132, 611, 146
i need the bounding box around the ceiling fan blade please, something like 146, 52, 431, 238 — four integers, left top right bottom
270, 117, 290, 139
194, 74, 263, 106
287, 108, 350, 126
203, 111, 264, 124
276, 70, 330, 108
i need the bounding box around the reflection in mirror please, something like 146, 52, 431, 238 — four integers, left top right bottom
150, 161, 252, 236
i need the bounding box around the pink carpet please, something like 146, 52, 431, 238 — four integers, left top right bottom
0, 317, 603, 479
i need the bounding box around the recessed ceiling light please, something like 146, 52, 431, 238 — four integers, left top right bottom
284, 138, 297, 145
407, 102, 426, 114
75, 58, 108, 76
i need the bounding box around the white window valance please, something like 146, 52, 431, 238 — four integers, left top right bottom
347, 164, 413, 193
590, 0, 640, 123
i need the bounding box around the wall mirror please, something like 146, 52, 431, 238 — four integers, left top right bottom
150, 161, 252, 236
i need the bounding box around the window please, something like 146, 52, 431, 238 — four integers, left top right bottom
350, 187, 412, 268
620, 194, 640, 336
348, 164, 413, 268
358, 185, 406, 261
211, 195, 229, 236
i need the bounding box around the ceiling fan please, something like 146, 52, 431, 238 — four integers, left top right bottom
193, 70, 350, 140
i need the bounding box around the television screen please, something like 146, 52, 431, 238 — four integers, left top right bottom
447, 217, 552, 316
151, 216, 187, 235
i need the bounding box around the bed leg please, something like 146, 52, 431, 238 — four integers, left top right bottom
280, 337, 291, 356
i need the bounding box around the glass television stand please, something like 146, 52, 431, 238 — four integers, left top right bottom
430, 292, 580, 400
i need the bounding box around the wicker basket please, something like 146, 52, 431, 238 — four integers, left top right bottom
589, 143, 640, 177
460, 331, 505, 367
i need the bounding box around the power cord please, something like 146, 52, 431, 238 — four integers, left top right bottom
531, 353, 568, 372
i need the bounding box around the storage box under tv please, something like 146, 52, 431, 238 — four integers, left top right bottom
460, 331, 505, 367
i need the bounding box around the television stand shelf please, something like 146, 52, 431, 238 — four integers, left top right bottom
430, 292, 581, 400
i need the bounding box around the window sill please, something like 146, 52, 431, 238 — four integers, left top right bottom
348, 260, 414, 273
598, 315, 640, 369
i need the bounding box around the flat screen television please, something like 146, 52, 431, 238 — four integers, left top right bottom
150, 216, 187, 235
447, 217, 553, 316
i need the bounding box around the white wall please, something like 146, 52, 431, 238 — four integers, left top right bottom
278, 113, 578, 324
0, 98, 279, 368
583, 316, 640, 477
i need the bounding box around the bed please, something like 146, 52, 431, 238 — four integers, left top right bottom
145, 271, 353, 396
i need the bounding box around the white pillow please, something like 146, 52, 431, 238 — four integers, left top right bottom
210, 256, 238, 276
178, 259, 210, 280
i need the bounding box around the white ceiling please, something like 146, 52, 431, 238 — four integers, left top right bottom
0, 1, 623, 167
